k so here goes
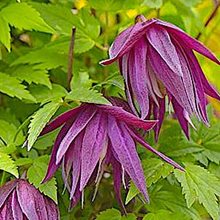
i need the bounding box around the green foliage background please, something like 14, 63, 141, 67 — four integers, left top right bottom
0, 0, 219, 219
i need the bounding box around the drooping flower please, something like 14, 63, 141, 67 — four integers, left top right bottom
40, 98, 183, 210
101, 16, 220, 139
0, 179, 59, 220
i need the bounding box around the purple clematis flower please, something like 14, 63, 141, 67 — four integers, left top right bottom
101, 15, 220, 139
0, 179, 59, 220
40, 98, 183, 210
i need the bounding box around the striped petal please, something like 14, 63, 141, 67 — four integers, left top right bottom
108, 116, 149, 202
80, 112, 107, 191
129, 38, 149, 118
43, 118, 75, 183
156, 19, 220, 65
12, 191, 24, 220
101, 19, 156, 65
146, 26, 183, 77
17, 180, 47, 220
0, 180, 17, 208
56, 106, 96, 164
98, 105, 157, 130
41, 105, 83, 136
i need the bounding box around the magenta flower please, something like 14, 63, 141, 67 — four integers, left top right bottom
0, 179, 59, 220
41, 98, 183, 210
101, 16, 220, 138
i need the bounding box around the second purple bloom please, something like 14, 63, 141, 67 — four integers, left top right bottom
40, 98, 183, 209
101, 16, 220, 139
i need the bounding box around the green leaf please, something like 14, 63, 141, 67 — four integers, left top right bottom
144, 0, 163, 9
0, 119, 24, 147
174, 164, 220, 220
0, 152, 18, 177
68, 70, 110, 104
143, 210, 188, 220
0, 72, 36, 102
126, 158, 174, 204
12, 47, 68, 70
1, 2, 54, 33
66, 87, 111, 105
27, 156, 57, 203
27, 100, 61, 149
30, 84, 67, 104
0, 16, 10, 51
10, 65, 51, 89
70, 71, 94, 90
96, 208, 121, 220
89, 0, 144, 11
31, 4, 100, 53
178, 0, 202, 7
146, 184, 201, 220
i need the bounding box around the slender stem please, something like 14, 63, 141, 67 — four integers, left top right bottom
196, 0, 220, 39
156, 8, 160, 18
0, 171, 6, 186
13, 115, 32, 143
67, 27, 76, 91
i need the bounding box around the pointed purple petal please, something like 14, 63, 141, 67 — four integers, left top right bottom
146, 25, 184, 77
148, 45, 193, 115
16, 180, 48, 220
41, 105, 83, 136
43, 118, 75, 183
108, 116, 149, 202
70, 184, 81, 209
56, 106, 97, 164
129, 39, 150, 118
119, 54, 138, 116
98, 105, 157, 131
12, 191, 23, 220
171, 96, 190, 139
0, 179, 17, 208
111, 155, 127, 213
186, 49, 220, 101
153, 98, 165, 141
129, 128, 184, 171
156, 19, 220, 65
185, 49, 209, 124
69, 133, 83, 198
100, 19, 156, 65
80, 112, 107, 191
44, 197, 60, 220
0, 194, 13, 220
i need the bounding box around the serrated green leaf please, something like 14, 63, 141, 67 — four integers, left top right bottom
96, 208, 121, 220
1, 2, 54, 33
66, 87, 111, 105
10, 65, 51, 89
174, 164, 220, 220
0, 16, 10, 51
27, 100, 61, 149
0, 72, 36, 102
144, 0, 163, 9
12, 47, 68, 70
27, 156, 57, 203
146, 184, 201, 220
30, 84, 67, 104
126, 158, 174, 204
0, 152, 18, 177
